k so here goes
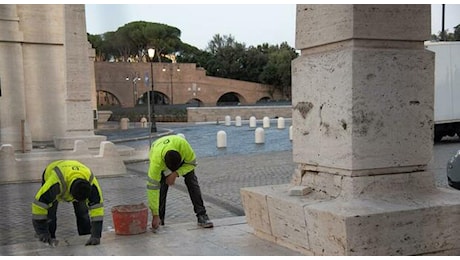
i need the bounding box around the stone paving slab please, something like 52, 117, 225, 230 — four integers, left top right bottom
0, 149, 295, 248
0, 216, 302, 256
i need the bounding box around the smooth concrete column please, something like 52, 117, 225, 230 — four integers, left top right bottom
0, 5, 32, 151
241, 4, 460, 255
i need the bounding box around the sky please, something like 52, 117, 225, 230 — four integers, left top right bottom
84, 4, 460, 51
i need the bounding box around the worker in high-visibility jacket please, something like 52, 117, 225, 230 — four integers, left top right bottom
32, 160, 104, 246
147, 134, 213, 230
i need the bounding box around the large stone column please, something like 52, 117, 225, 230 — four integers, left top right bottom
53, 4, 106, 150
0, 5, 123, 183
10, 4, 105, 150
241, 5, 460, 255
0, 5, 32, 151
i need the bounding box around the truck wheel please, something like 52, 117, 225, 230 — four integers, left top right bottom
434, 133, 442, 142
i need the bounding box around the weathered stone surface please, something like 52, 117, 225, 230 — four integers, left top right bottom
242, 4, 460, 256
243, 183, 460, 255
296, 5, 430, 49
288, 186, 312, 196
292, 45, 434, 174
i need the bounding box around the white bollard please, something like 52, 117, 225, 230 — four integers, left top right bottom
177, 133, 186, 139
225, 115, 231, 126
235, 116, 242, 127
277, 117, 285, 129
120, 118, 129, 130
217, 130, 227, 148
263, 116, 270, 128
249, 116, 257, 128
140, 117, 148, 128
255, 127, 265, 144
289, 125, 293, 141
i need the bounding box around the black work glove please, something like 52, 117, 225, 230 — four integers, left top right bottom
85, 220, 103, 246
32, 219, 51, 244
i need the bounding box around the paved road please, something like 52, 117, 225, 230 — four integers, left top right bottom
1, 121, 459, 247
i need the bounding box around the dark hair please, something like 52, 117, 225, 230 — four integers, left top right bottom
70, 179, 91, 201
164, 150, 182, 171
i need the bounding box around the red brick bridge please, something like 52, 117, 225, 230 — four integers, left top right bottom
95, 62, 284, 108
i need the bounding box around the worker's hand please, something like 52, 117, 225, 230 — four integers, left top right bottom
166, 172, 178, 186
151, 215, 161, 230
85, 237, 100, 246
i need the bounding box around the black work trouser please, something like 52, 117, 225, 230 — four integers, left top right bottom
159, 170, 207, 224
47, 200, 91, 238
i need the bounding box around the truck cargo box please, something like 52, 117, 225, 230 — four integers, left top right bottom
425, 41, 460, 142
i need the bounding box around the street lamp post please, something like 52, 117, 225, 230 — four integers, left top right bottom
163, 64, 180, 105
126, 74, 140, 107
148, 48, 157, 133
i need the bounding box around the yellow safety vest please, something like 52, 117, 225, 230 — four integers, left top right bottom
147, 135, 197, 215
32, 160, 104, 222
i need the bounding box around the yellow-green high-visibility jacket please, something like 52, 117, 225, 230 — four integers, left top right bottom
147, 135, 196, 215
32, 160, 104, 222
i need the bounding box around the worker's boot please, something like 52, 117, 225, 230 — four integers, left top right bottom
197, 214, 213, 228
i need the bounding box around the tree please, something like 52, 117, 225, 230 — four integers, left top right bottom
430, 23, 460, 41
454, 24, 460, 41
87, 33, 104, 61
87, 21, 183, 62
259, 42, 298, 99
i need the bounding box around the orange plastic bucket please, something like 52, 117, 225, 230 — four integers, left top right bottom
111, 203, 148, 235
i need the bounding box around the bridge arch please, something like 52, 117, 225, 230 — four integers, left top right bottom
216, 92, 246, 106
257, 96, 272, 102
138, 90, 170, 105
186, 98, 204, 107
97, 90, 121, 107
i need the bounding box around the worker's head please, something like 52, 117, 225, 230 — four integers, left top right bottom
164, 150, 182, 172
70, 179, 91, 201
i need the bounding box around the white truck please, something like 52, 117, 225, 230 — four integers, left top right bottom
425, 41, 460, 142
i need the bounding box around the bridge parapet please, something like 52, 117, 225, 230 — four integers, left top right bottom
187, 105, 292, 123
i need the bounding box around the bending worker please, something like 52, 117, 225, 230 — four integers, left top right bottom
147, 134, 213, 230
32, 160, 104, 246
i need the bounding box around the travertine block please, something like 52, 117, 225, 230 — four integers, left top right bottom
242, 182, 460, 255
99, 141, 120, 157
267, 194, 310, 250
288, 186, 312, 196
72, 140, 89, 155
292, 45, 434, 174
298, 170, 437, 199
53, 135, 106, 150
240, 186, 272, 235
296, 5, 430, 49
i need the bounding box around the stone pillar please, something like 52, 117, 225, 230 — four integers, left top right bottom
241, 5, 460, 255
52, 5, 106, 149
18, 4, 68, 146
0, 5, 122, 183
0, 4, 105, 150
0, 5, 32, 151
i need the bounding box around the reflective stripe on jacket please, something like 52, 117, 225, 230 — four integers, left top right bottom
32, 160, 104, 221
147, 135, 196, 215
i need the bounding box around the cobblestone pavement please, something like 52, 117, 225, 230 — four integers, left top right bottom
0, 121, 295, 247
1, 121, 459, 248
